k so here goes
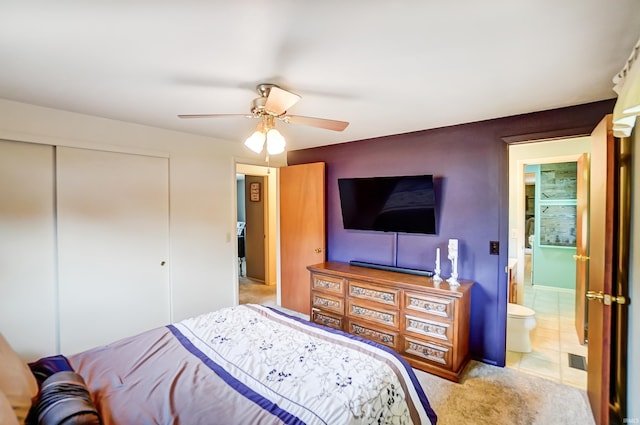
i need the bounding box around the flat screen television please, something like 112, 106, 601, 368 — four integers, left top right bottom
337, 174, 436, 234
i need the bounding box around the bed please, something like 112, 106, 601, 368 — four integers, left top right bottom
25, 304, 437, 424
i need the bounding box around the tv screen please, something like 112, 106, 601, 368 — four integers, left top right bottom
337, 175, 436, 234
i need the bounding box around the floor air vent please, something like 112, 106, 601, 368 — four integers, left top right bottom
568, 353, 587, 371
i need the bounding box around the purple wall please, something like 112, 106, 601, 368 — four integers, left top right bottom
287, 100, 614, 366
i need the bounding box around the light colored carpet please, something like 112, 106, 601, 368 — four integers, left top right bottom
417, 360, 595, 425
239, 278, 276, 305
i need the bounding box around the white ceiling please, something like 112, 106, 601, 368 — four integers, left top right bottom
2, 1, 640, 152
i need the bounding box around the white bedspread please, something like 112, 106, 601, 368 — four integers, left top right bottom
172, 304, 436, 424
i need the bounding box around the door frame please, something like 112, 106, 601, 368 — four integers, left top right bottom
586, 115, 630, 424
507, 121, 629, 423
235, 163, 278, 289
575, 153, 589, 345
511, 149, 588, 304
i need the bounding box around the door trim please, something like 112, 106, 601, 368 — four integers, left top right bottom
235, 163, 278, 287
512, 152, 586, 302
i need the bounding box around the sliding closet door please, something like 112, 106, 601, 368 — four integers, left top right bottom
57, 147, 170, 355
0, 140, 57, 359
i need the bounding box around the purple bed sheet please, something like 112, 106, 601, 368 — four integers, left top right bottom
62, 304, 437, 425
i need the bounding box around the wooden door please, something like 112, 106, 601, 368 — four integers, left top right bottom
245, 175, 266, 281
57, 147, 170, 355
574, 153, 589, 345
279, 162, 325, 315
586, 116, 614, 425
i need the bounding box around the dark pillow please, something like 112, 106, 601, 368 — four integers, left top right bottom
35, 372, 101, 425
28, 355, 74, 387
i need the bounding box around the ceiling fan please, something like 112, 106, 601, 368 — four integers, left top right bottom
178, 83, 349, 155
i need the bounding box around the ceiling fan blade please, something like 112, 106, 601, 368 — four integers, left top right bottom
178, 113, 254, 119
285, 115, 349, 132
264, 86, 301, 116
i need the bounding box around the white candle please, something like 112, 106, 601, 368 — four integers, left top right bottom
448, 239, 458, 260
436, 248, 440, 269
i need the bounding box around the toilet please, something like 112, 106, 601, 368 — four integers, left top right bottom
506, 303, 537, 353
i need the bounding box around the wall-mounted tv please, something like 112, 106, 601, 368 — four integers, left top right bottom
337, 174, 437, 234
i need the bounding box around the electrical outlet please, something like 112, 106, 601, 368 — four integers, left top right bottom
490, 241, 499, 255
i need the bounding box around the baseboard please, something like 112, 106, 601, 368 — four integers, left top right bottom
532, 284, 575, 294
477, 357, 502, 367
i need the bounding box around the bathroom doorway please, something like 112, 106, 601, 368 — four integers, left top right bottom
236, 163, 278, 307
507, 138, 590, 389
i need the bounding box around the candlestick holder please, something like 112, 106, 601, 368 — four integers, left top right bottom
433, 247, 442, 282
447, 239, 460, 286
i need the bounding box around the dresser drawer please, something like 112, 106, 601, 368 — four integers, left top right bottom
404, 291, 455, 320
311, 308, 344, 331
311, 292, 344, 315
348, 319, 399, 351
403, 314, 453, 343
308, 262, 473, 382
348, 280, 400, 308
347, 299, 399, 329
403, 336, 453, 370
311, 273, 345, 296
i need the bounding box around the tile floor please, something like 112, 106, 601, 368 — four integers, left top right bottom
506, 283, 588, 389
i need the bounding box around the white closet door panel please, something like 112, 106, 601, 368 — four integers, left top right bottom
57, 147, 170, 355
0, 140, 57, 359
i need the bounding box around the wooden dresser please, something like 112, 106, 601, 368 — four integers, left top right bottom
307, 261, 473, 382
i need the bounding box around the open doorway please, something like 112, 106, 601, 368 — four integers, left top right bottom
507, 138, 590, 389
236, 163, 278, 307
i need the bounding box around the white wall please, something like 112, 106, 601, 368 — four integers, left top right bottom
0, 98, 279, 348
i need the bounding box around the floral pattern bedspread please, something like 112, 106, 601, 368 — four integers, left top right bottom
170, 304, 436, 425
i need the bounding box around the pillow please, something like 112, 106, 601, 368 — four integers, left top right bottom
28, 355, 74, 387
0, 390, 20, 425
0, 333, 38, 424
35, 372, 101, 425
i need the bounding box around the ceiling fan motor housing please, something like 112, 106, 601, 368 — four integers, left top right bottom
250, 97, 269, 115
256, 83, 277, 98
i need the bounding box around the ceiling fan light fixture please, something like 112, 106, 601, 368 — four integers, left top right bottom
244, 130, 266, 153
266, 128, 286, 155
179, 83, 350, 156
